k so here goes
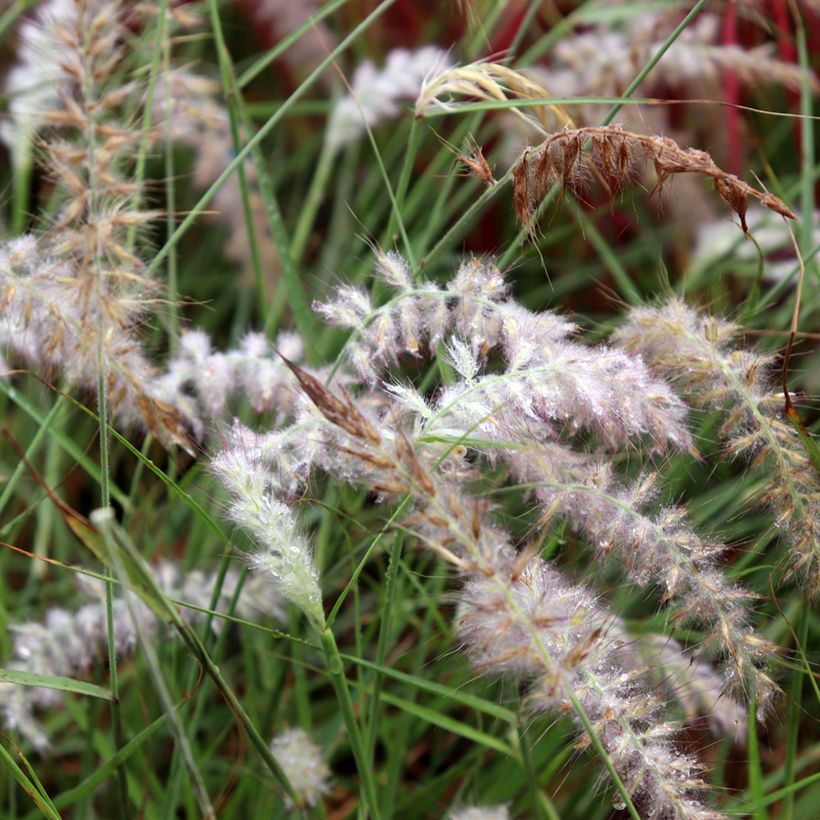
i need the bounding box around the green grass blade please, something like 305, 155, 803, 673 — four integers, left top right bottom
0, 669, 112, 701
0, 742, 61, 820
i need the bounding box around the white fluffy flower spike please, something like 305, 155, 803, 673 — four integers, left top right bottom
270, 728, 331, 808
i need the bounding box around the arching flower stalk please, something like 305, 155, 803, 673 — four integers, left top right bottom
210, 435, 325, 631
316, 253, 692, 455
504, 445, 777, 710
507, 125, 795, 235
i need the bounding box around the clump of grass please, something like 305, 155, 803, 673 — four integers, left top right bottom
0, 2, 817, 818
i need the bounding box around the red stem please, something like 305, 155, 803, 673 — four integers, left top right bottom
722, 1, 742, 175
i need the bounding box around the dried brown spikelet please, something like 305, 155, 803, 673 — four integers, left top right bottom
280, 356, 381, 445
511, 125, 796, 234
335, 446, 396, 471
135, 393, 193, 453
396, 432, 436, 497
458, 138, 495, 186
512, 149, 535, 232
134, 2, 203, 27
615, 300, 819, 596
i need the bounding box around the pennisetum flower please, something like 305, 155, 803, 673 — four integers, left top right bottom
276, 358, 725, 819
614, 299, 820, 596
317, 251, 693, 458
458, 560, 724, 820
327, 47, 450, 150
634, 634, 747, 743
0, 0, 189, 448
208, 251, 782, 816
269, 728, 332, 808
504, 445, 776, 709
0, 563, 277, 751
210, 431, 325, 630
314, 253, 775, 706
151, 329, 304, 440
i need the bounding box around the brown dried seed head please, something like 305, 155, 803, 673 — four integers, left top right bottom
563, 627, 602, 670
279, 355, 368, 441
459, 139, 495, 186
411, 460, 436, 497
519, 125, 795, 232
471, 498, 481, 541
758, 191, 798, 220
592, 134, 614, 179
337, 385, 382, 444
395, 432, 436, 496
286, 358, 381, 443
416, 510, 447, 528
616, 138, 631, 176
533, 145, 557, 200
714, 177, 750, 232
510, 551, 532, 582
